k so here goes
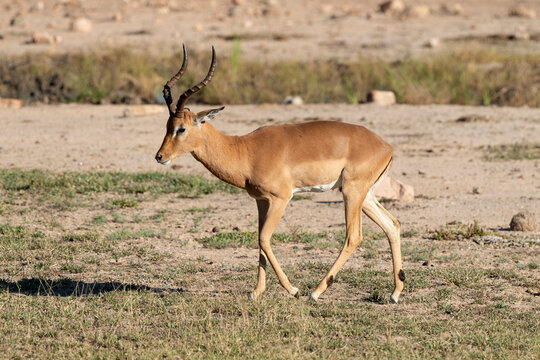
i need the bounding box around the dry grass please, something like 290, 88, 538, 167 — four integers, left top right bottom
1, 47, 540, 106
1, 169, 539, 358
480, 143, 540, 161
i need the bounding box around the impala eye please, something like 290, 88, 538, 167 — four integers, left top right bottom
177, 128, 186, 134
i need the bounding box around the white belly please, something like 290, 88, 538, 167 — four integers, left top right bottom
292, 175, 342, 194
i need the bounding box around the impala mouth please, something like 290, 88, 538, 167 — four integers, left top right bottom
156, 158, 171, 165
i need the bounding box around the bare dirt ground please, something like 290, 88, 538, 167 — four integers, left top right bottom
1, 0, 539, 297
1, 0, 540, 60
1, 3, 539, 357
2, 103, 539, 232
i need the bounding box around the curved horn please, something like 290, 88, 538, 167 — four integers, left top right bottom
163, 43, 188, 115
175, 46, 216, 115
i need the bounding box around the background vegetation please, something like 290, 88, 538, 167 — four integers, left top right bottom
2, 47, 539, 107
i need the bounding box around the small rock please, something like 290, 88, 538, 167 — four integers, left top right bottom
509, 211, 536, 231
418, 170, 426, 175
321, 4, 334, 14
379, 0, 405, 13
70, 17, 93, 33
232, 0, 246, 5
508, 5, 536, 19
373, 177, 415, 203
403, 5, 431, 18
232, 226, 241, 232
472, 187, 480, 195
422, 260, 430, 266
284, 96, 304, 105
123, 105, 165, 117
511, 30, 530, 41
31, 32, 54, 44
112, 12, 123, 22
30, 1, 45, 12
425, 37, 440, 48
0, 98, 23, 109
440, 3, 463, 15
156, 6, 170, 15
366, 90, 396, 105
212, 226, 219, 233
455, 114, 493, 122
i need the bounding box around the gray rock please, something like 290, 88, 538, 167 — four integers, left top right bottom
510, 211, 536, 231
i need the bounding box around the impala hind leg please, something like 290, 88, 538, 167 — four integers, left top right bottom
310, 182, 367, 301
249, 198, 299, 300
362, 190, 404, 303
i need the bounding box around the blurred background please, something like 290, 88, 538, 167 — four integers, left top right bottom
1, 0, 539, 107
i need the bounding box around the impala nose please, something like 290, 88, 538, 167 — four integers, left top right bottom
155, 154, 163, 162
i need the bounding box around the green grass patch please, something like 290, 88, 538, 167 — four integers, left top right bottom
196, 229, 391, 249
0, 169, 240, 198
106, 228, 163, 241
2, 48, 540, 106
61, 232, 99, 242
0, 286, 537, 359
481, 143, 540, 161
430, 220, 488, 241
196, 231, 330, 249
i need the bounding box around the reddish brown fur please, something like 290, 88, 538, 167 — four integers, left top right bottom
155, 109, 404, 303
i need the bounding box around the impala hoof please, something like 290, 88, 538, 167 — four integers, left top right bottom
390, 293, 400, 304
289, 287, 300, 298
248, 292, 256, 301
309, 292, 319, 302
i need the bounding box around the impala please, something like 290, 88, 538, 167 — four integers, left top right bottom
155, 45, 405, 303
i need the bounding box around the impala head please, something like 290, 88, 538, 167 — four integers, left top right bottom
155, 44, 224, 165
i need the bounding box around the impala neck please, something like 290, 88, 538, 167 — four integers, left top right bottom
191, 123, 248, 189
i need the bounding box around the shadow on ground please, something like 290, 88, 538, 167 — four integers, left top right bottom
0, 277, 186, 297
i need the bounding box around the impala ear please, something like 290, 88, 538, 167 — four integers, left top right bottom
196, 106, 225, 124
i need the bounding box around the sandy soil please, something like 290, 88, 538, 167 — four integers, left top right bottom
0, 0, 539, 302
1, 0, 539, 61
1, 103, 539, 233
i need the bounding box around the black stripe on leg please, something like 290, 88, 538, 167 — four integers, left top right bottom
399, 269, 405, 282
326, 275, 334, 287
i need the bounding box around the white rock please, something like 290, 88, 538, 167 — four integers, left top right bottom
70, 17, 93, 33
367, 90, 396, 105
512, 30, 530, 41
379, 0, 405, 13
425, 37, 440, 48
508, 5, 536, 19
156, 6, 170, 15
373, 177, 415, 203
112, 12, 123, 22
284, 96, 304, 105
31, 32, 53, 44
440, 3, 463, 16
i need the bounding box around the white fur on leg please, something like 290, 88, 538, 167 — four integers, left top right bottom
309, 292, 319, 302
390, 292, 400, 304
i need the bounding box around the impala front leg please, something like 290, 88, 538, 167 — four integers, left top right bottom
249, 198, 299, 300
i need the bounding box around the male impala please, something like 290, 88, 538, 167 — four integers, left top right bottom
156, 45, 405, 303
